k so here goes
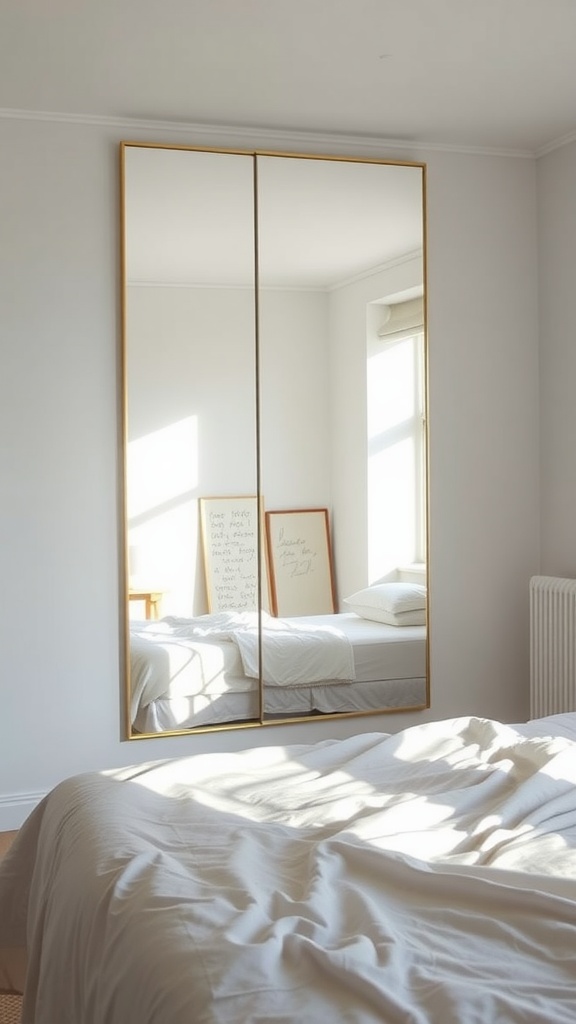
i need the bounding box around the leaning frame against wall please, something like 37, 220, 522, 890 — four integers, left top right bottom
119, 141, 430, 739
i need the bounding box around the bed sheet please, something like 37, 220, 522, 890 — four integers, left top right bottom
263, 672, 426, 716
133, 687, 260, 732
297, 612, 426, 681
129, 627, 251, 725
2, 714, 576, 1023
137, 673, 427, 732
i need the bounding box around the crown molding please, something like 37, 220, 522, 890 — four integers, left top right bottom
129, 249, 422, 293
536, 129, 576, 159
330, 249, 423, 293
0, 106, 536, 159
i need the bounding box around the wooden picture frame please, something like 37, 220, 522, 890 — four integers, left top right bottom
199, 496, 270, 613
265, 508, 336, 617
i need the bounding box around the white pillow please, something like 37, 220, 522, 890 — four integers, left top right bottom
343, 582, 427, 626
368, 608, 426, 626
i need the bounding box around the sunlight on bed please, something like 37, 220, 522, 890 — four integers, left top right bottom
108, 752, 384, 817
105, 717, 576, 878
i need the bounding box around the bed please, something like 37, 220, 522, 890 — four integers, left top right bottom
130, 610, 427, 732
2, 712, 576, 1022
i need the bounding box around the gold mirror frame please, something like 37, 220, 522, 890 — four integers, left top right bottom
120, 143, 429, 739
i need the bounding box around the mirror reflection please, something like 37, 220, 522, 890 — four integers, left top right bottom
121, 144, 428, 738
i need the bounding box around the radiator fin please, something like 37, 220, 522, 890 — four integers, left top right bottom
530, 575, 576, 718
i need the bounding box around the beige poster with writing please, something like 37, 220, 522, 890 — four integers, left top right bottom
265, 508, 336, 617
199, 496, 270, 613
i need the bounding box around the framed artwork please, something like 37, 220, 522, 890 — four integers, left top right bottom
265, 508, 336, 617
199, 496, 270, 613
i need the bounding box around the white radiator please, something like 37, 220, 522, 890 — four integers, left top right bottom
530, 575, 576, 718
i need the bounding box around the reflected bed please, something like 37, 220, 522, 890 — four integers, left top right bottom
130, 611, 427, 732
2, 713, 576, 1022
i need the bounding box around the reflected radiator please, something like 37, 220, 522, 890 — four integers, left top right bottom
530, 575, 576, 718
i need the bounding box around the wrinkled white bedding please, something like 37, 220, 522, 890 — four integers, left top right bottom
131, 614, 427, 732
131, 611, 355, 718
2, 714, 576, 1023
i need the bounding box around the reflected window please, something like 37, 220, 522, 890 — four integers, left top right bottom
367, 326, 426, 581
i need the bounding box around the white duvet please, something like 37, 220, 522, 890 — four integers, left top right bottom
2, 714, 576, 1022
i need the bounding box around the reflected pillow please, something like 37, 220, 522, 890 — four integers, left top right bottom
343, 582, 427, 626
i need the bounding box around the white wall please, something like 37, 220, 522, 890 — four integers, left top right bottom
426, 150, 540, 726
537, 140, 576, 576
0, 115, 540, 827
259, 289, 332, 508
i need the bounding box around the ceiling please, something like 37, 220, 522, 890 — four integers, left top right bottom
2, 0, 576, 154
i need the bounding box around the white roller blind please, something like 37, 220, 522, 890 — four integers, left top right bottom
377, 296, 424, 339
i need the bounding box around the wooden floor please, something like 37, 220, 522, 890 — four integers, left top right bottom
0, 832, 17, 859
0, 833, 22, 1022
0, 995, 21, 1024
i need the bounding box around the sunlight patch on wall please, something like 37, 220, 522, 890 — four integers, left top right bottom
127, 416, 199, 616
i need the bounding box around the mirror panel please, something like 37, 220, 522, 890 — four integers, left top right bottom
122, 145, 262, 735
121, 144, 428, 738
256, 155, 427, 722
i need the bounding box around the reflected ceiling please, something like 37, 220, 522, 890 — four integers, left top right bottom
126, 151, 424, 289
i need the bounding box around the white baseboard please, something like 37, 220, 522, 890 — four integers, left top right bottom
0, 791, 46, 831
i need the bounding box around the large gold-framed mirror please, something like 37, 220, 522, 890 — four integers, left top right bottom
120, 142, 429, 739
